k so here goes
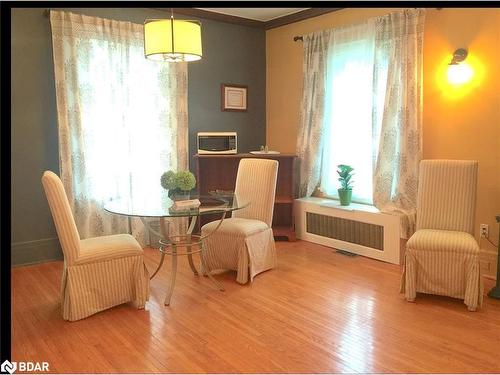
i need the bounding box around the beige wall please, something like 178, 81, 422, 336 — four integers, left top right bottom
266, 8, 500, 259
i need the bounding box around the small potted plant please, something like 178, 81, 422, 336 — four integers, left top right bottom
160, 170, 196, 200
337, 164, 354, 206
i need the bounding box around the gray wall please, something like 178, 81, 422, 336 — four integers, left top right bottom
11, 8, 266, 265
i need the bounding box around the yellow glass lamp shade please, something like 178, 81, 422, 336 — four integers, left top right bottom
447, 62, 473, 85
144, 19, 202, 62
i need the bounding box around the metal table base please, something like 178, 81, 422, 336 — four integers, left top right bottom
142, 212, 227, 305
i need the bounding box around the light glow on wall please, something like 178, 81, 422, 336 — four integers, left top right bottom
436, 52, 484, 100
447, 62, 474, 85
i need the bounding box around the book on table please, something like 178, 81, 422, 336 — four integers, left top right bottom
171, 199, 201, 211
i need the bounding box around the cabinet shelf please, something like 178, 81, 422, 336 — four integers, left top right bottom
275, 197, 294, 204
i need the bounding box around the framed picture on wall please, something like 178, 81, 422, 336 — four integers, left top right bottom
221, 84, 247, 112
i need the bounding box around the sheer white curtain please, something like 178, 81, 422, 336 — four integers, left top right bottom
50, 10, 188, 245
296, 31, 330, 197
372, 9, 425, 238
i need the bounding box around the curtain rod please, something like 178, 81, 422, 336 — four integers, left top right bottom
293, 8, 441, 41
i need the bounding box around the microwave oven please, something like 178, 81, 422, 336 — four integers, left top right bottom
197, 132, 237, 154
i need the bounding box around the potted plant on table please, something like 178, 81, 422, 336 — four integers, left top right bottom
160, 170, 196, 200
337, 164, 354, 206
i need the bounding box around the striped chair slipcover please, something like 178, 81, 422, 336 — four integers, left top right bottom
42, 171, 150, 321
401, 160, 482, 311
201, 158, 279, 284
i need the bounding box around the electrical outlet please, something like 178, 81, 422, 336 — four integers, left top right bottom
480, 224, 489, 238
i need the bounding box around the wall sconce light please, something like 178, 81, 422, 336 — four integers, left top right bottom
447, 48, 473, 84
144, 9, 202, 62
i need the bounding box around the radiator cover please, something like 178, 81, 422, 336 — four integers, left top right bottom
306, 212, 384, 251
295, 197, 401, 264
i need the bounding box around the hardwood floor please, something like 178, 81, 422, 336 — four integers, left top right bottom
12, 240, 500, 373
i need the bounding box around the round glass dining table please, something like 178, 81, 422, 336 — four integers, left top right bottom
104, 191, 249, 305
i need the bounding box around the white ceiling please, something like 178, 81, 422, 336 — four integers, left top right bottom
197, 8, 309, 22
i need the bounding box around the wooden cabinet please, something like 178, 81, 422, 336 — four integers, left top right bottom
194, 153, 297, 241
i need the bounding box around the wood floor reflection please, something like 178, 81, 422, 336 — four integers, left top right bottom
12, 240, 500, 373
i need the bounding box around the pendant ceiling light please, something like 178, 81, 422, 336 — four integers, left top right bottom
144, 9, 202, 62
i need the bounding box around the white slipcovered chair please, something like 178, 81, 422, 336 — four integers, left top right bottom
201, 158, 279, 284
42, 171, 150, 321
401, 160, 482, 310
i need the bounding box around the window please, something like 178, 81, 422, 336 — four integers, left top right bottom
320, 32, 387, 205
77, 40, 177, 203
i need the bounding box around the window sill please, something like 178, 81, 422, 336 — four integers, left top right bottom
295, 196, 380, 214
